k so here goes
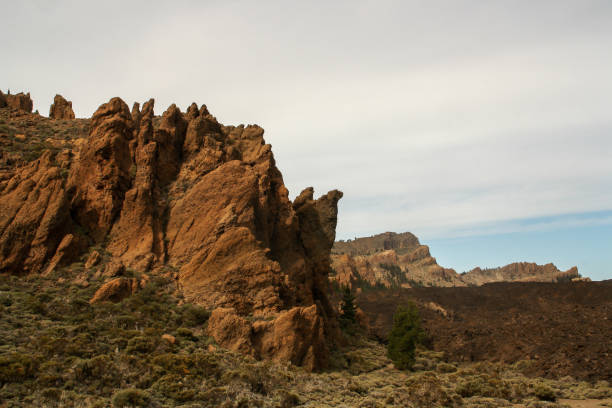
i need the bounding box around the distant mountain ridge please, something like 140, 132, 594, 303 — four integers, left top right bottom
331, 232, 580, 289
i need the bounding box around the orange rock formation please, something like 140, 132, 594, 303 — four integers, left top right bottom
0, 92, 342, 370
49, 94, 75, 119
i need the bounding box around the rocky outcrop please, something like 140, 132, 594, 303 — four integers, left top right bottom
85, 250, 101, 269
0, 151, 77, 274
0, 94, 342, 370
3, 91, 33, 112
332, 232, 580, 289
207, 303, 328, 371
460, 263, 580, 285
334, 231, 420, 256
49, 94, 75, 119
89, 276, 145, 303
332, 232, 464, 289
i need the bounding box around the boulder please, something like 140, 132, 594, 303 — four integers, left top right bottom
43, 233, 86, 275
49, 94, 75, 119
89, 277, 143, 303
85, 250, 102, 269
161, 334, 176, 344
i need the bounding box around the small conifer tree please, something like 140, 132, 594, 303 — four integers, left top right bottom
339, 285, 357, 330
387, 302, 424, 370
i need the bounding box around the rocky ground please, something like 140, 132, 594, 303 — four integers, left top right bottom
357, 281, 612, 381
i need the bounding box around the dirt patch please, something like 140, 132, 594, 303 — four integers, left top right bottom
357, 280, 612, 381
559, 399, 612, 408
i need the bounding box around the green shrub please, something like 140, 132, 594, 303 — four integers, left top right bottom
40, 387, 62, 401
0, 293, 12, 306
25, 294, 45, 314
65, 332, 97, 357
153, 373, 197, 402
437, 362, 457, 373
180, 303, 210, 326
0, 352, 40, 383
72, 355, 120, 387
278, 391, 301, 408
176, 327, 196, 340
534, 383, 556, 402
126, 336, 156, 354
111, 388, 152, 407
114, 315, 137, 329
152, 353, 189, 373
339, 285, 357, 332
456, 375, 512, 399
405, 372, 459, 407
386, 302, 424, 370
38, 359, 64, 387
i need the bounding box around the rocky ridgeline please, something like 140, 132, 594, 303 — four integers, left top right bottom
0, 91, 343, 370
331, 232, 580, 289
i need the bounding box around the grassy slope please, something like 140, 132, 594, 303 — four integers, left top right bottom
0, 258, 610, 407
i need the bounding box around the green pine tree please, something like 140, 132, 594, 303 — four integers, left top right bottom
339, 285, 356, 331
386, 302, 424, 370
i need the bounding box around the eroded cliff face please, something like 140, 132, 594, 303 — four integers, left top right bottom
332, 232, 579, 289
0, 93, 342, 370
332, 232, 464, 289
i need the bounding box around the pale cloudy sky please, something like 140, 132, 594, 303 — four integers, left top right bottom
2, 1, 612, 279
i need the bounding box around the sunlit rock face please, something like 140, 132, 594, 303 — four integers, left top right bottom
0, 94, 343, 370
332, 232, 579, 289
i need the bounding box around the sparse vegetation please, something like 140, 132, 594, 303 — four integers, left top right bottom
0, 107, 89, 172
0, 266, 609, 406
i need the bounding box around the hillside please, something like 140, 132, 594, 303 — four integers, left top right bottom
332, 232, 580, 289
1, 271, 611, 407
357, 280, 612, 381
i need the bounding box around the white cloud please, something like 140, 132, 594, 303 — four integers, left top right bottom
2, 0, 612, 242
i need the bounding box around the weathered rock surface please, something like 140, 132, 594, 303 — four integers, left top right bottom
461, 263, 580, 285
332, 232, 464, 289
85, 250, 101, 269
49, 94, 75, 119
332, 232, 580, 289
89, 276, 144, 303
0, 93, 342, 370
2, 91, 33, 112
0, 151, 77, 274
207, 303, 329, 371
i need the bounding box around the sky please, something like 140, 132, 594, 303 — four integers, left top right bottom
2, 0, 611, 280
